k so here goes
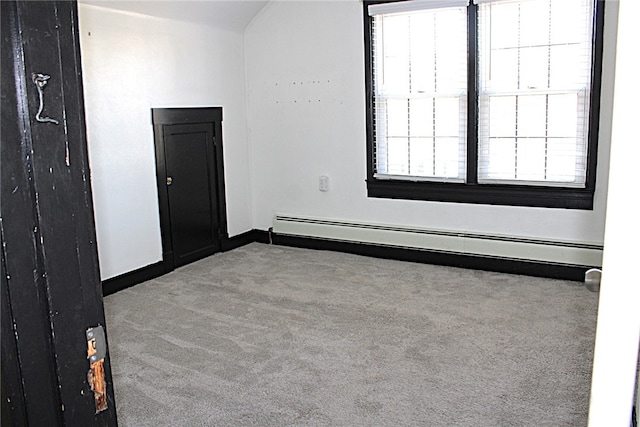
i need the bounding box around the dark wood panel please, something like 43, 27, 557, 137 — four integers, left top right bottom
152, 107, 228, 272
1, 2, 64, 423
1, 1, 117, 425
152, 107, 222, 125
165, 123, 219, 266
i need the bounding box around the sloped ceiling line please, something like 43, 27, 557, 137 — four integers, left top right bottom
79, 0, 270, 32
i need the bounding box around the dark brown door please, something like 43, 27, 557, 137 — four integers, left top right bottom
152, 108, 227, 271
164, 123, 219, 267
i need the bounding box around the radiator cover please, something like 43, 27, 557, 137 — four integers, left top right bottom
272, 214, 603, 267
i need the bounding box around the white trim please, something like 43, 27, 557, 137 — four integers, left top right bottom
374, 173, 465, 183
368, 0, 468, 16
477, 178, 586, 188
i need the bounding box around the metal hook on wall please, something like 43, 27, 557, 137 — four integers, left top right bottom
32, 73, 59, 125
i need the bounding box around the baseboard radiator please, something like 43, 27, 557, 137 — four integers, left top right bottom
272, 214, 603, 268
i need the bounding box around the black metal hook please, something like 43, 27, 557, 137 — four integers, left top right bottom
32, 73, 59, 125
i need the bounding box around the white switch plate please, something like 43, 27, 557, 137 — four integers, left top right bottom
319, 175, 329, 192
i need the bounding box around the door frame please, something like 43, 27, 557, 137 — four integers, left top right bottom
1, 1, 117, 424
152, 107, 228, 273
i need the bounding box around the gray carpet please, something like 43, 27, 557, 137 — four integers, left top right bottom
104, 243, 598, 426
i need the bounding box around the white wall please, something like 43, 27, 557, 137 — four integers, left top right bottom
80, 0, 618, 280
79, 4, 253, 280
588, 0, 640, 424
245, 0, 617, 245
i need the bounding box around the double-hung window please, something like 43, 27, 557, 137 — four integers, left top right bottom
364, 0, 605, 209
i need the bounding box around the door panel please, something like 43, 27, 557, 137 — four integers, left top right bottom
152, 107, 227, 272
164, 123, 219, 266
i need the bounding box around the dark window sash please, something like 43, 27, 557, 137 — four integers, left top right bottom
367, 179, 594, 209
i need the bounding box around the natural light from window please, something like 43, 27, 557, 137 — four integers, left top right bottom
477, 0, 594, 186
373, 6, 467, 181
371, 0, 595, 188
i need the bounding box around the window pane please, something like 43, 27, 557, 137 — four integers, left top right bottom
372, 5, 467, 181
410, 98, 433, 138
519, 0, 550, 47
434, 138, 461, 178
549, 45, 584, 88
490, 2, 519, 49
387, 98, 408, 137
484, 138, 516, 180
478, 0, 594, 187
489, 49, 519, 90
381, 15, 409, 95
550, 0, 588, 45
547, 138, 578, 182
489, 96, 516, 137
434, 10, 468, 94
409, 137, 434, 176
520, 47, 548, 90
387, 137, 408, 175
517, 138, 546, 181
409, 14, 435, 94
547, 94, 577, 137
434, 97, 460, 137
517, 95, 546, 137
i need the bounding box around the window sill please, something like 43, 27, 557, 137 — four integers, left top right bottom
366, 179, 594, 210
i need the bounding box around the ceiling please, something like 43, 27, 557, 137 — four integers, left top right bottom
79, 0, 270, 31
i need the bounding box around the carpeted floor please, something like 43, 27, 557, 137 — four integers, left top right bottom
103, 243, 598, 426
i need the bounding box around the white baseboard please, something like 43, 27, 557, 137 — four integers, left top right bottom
272, 214, 603, 267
